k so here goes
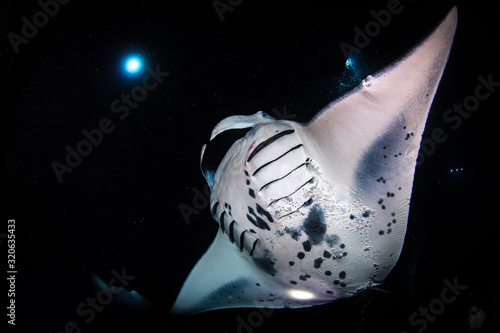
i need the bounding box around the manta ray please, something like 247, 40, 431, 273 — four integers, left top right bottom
172, 7, 457, 314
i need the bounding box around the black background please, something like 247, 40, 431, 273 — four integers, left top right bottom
1, 0, 498, 332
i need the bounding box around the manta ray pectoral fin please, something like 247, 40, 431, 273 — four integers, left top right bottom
174, 7, 458, 314
170, 231, 284, 314
301, 7, 457, 191
171, 230, 336, 314
296, 7, 457, 279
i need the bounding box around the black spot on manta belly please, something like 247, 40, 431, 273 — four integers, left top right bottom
285, 227, 302, 241
247, 206, 270, 230
314, 258, 323, 268
302, 205, 326, 245
256, 203, 273, 222
325, 234, 339, 247
299, 274, 311, 281
253, 256, 277, 276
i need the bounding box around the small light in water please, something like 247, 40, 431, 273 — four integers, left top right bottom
125, 56, 142, 74
288, 289, 314, 300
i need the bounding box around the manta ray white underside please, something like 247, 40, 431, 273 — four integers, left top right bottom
172, 7, 457, 314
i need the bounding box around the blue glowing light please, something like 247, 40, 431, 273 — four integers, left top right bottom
124, 56, 143, 74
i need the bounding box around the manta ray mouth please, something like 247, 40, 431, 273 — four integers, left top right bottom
201, 127, 252, 186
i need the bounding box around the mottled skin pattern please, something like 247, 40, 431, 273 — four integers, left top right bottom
171, 7, 457, 314
210, 121, 390, 303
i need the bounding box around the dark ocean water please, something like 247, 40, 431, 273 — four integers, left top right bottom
1, 1, 498, 332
